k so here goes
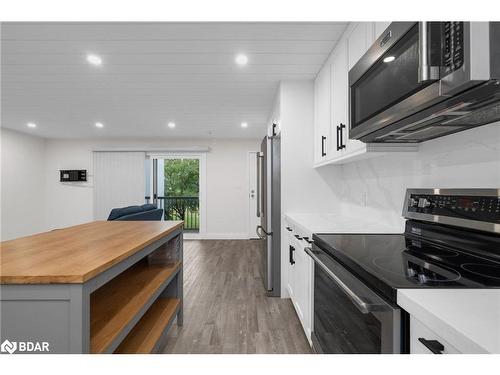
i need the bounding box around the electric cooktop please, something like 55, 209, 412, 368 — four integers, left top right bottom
312, 189, 500, 303
313, 232, 500, 302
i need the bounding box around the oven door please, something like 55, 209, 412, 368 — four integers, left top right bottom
306, 245, 401, 354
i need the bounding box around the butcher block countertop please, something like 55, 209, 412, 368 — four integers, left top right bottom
0, 220, 183, 284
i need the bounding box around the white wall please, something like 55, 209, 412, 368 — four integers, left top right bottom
0, 128, 46, 240
315, 121, 500, 229
276, 80, 500, 297
278, 81, 340, 296
44, 137, 260, 238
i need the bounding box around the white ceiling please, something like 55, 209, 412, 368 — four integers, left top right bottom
1, 22, 348, 139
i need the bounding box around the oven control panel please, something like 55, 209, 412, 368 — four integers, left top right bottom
404, 190, 500, 224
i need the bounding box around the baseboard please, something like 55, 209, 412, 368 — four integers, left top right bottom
183, 232, 250, 240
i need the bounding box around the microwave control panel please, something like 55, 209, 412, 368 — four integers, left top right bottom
443, 22, 464, 74
407, 193, 500, 224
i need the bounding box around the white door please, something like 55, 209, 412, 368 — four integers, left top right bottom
248, 151, 260, 239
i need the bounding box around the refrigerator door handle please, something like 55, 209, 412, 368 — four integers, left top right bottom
257, 225, 272, 238
256, 152, 263, 218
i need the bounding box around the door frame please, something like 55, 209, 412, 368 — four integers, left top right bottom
147, 152, 207, 239
247, 151, 261, 239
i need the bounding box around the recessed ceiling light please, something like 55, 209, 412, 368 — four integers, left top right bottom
235, 54, 248, 66
86, 54, 103, 66
241, 122, 248, 128
167, 122, 176, 129
95, 122, 104, 128
27, 122, 37, 128
383, 56, 395, 63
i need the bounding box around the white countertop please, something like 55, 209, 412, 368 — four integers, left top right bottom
397, 289, 500, 353
284, 212, 401, 237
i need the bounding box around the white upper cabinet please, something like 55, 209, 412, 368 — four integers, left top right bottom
330, 38, 348, 156
347, 22, 374, 70
313, 62, 332, 164
313, 22, 417, 167
373, 22, 391, 41
331, 38, 366, 159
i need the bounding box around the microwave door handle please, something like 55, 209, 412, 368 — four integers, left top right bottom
418, 22, 440, 83
306, 247, 373, 314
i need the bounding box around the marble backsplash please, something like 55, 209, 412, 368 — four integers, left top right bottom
316, 121, 500, 230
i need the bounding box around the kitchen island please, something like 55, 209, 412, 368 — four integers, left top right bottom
0, 220, 183, 354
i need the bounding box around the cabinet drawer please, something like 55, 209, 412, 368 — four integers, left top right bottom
410, 317, 461, 354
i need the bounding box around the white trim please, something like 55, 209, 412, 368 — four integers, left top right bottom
147, 152, 205, 159
247, 150, 260, 239
186, 233, 250, 240
92, 146, 210, 153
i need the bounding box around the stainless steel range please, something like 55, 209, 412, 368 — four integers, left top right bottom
308, 189, 500, 354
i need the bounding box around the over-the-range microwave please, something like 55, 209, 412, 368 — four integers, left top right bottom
348, 22, 500, 143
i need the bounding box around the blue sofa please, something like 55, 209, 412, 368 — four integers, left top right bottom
107, 204, 164, 221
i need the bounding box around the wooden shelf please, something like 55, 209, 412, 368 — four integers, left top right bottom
90, 260, 181, 353
114, 298, 180, 354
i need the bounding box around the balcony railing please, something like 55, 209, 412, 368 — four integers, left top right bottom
145, 196, 199, 231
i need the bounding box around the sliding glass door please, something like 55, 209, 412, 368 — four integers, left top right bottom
147, 154, 205, 235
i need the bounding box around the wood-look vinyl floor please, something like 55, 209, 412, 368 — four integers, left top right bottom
163, 239, 312, 354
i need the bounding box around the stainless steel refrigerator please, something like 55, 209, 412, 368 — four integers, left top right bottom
256, 134, 280, 297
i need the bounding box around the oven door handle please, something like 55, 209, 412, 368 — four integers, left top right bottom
305, 247, 370, 313
305, 247, 387, 314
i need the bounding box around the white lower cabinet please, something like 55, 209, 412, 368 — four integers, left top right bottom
410, 317, 461, 354
286, 230, 296, 300
285, 225, 313, 344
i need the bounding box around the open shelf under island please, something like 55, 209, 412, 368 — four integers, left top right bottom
0, 220, 184, 354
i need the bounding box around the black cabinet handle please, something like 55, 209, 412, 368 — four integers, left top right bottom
286, 226, 292, 231
289, 245, 296, 265
303, 236, 314, 244
294, 234, 303, 240
418, 338, 444, 354
272, 123, 277, 136
339, 123, 346, 150
321, 136, 326, 157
